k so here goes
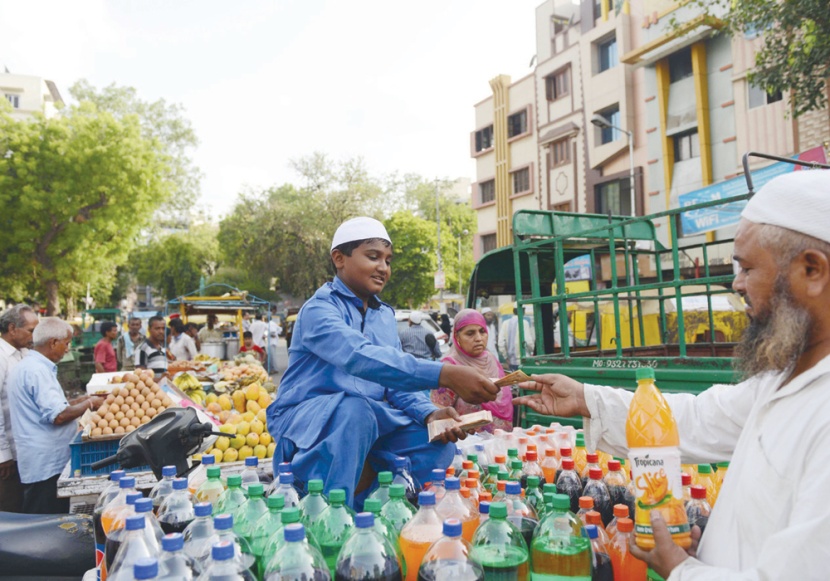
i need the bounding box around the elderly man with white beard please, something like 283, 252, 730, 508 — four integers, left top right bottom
513, 169, 830, 580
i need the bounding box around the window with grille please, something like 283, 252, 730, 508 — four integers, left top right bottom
545, 68, 570, 101
475, 125, 494, 152
4, 94, 20, 108
551, 138, 571, 167
481, 234, 497, 254
674, 129, 700, 162
597, 36, 618, 72
512, 167, 530, 195
507, 109, 528, 138
479, 179, 496, 204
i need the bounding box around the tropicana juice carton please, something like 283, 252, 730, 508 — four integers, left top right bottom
625, 367, 691, 549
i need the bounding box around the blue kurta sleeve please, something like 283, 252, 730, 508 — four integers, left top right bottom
386, 389, 437, 425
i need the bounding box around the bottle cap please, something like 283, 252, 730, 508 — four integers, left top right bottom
245, 456, 258, 467
586, 453, 598, 463
551, 493, 571, 510
697, 464, 712, 474
172, 478, 187, 490
608, 460, 621, 471
635, 367, 656, 381
542, 483, 557, 494
135, 498, 153, 513
214, 513, 233, 530
527, 444, 537, 452
496, 481, 506, 492
445, 476, 460, 491
494, 455, 506, 464
161, 466, 175, 478
446, 467, 455, 477
393, 456, 407, 469
489, 502, 507, 518
279, 472, 294, 484
479, 501, 490, 514
469, 470, 480, 480
460, 487, 470, 499
162, 532, 184, 552
716, 462, 730, 469
378, 471, 393, 484
212, 540, 234, 560
511, 459, 523, 470
681, 473, 692, 486
195, 502, 212, 517
505, 481, 521, 495
586, 511, 602, 526
526, 451, 538, 461
545, 448, 556, 457
227, 475, 242, 487
475, 444, 485, 452
419, 490, 436, 506
518, 436, 528, 444
389, 484, 406, 498
355, 512, 374, 528
488, 465, 500, 475
126, 514, 145, 531
462, 460, 473, 470
578, 496, 594, 509
281, 507, 300, 524
617, 517, 634, 533
308, 479, 324, 493
267, 495, 285, 510
467, 454, 478, 463
585, 524, 598, 539
560, 447, 572, 457
465, 478, 478, 489
126, 492, 143, 505
201, 454, 215, 465
442, 518, 462, 537
329, 489, 346, 504
507, 448, 519, 458
120, 476, 136, 489
561, 458, 575, 470
206, 466, 221, 478
278, 462, 292, 474
248, 484, 264, 497
133, 557, 158, 580
497, 470, 509, 481
364, 498, 382, 514
613, 504, 629, 518
691, 484, 707, 500
575, 434, 585, 446
589, 467, 603, 480
431, 469, 445, 483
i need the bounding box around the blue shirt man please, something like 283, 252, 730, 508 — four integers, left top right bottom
267, 217, 499, 507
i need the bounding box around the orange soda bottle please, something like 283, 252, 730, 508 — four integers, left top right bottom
573, 434, 588, 475
540, 448, 559, 485
608, 518, 648, 580
625, 367, 691, 549
400, 491, 443, 581
694, 464, 718, 507
436, 477, 479, 542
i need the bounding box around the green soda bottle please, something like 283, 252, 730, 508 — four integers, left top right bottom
483, 465, 500, 495
252, 493, 284, 576
310, 488, 355, 574
368, 471, 394, 506
300, 479, 329, 529
524, 476, 546, 518
380, 484, 417, 535
364, 497, 406, 578
467, 454, 482, 478
470, 502, 529, 580
263, 523, 330, 581
217, 474, 247, 515
195, 465, 225, 507
262, 506, 320, 565
234, 483, 268, 542
509, 459, 524, 483
531, 493, 590, 580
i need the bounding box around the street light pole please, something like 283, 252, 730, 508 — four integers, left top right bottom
590, 114, 636, 216
435, 180, 442, 272
457, 228, 469, 296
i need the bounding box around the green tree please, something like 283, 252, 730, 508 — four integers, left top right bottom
0, 100, 173, 314
132, 228, 219, 300
381, 211, 437, 308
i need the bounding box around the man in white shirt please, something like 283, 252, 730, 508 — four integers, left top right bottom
514, 170, 830, 580
249, 315, 268, 351
168, 318, 197, 361
266, 315, 283, 374
481, 307, 500, 359
0, 303, 39, 512
498, 308, 535, 371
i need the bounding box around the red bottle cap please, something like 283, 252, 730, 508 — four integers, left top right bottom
497, 481, 506, 491
613, 504, 629, 518
691, 484, 707, 499
527, 444, 537, 452
617, 517, 633, 533
586, 453, 599, 463
494, 455, 506, 464
608, 460, 621, 471
526, 451, 538, 461
589, 467, 603, 480
579, 496, 594, 509
560, 447, 572, 457
681, 472, 692, 486
586, 510, 602, 525
462, 460, 473, 470
562, 458, 575, 470
545, 448, 556, 457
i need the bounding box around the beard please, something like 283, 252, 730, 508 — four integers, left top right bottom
735, 275, 812, 379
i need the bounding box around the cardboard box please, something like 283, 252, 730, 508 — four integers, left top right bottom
598, 254, 656, 281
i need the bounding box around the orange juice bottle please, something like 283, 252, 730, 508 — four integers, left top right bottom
400, 491, 443, 580
625, 367, 690, 549
695, 464, 719, 507
573, 434, 588, 475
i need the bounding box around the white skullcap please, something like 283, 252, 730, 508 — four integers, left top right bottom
481, 307, 492, 314
741, 170, 830, 244
409, 311, 424, 324
330, 217, 392, 252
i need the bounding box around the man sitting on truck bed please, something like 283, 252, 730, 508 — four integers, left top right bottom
515, 170, 830, 580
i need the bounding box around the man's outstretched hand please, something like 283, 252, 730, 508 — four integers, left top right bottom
512, 373, 590, 418
439, 364, 499, 404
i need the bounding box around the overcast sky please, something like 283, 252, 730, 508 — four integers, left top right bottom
1, 0, 543, 217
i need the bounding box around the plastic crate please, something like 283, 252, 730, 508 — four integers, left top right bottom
69, 432, 150, 477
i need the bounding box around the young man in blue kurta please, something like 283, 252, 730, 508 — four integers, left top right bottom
267, 217, 499, 506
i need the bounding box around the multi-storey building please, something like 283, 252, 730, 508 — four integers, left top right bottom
0, 70, 63, 119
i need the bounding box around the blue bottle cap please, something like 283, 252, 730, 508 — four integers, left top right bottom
443, 518, 462, 537
505, 481, 522, 495
475, 444, 485, 452
586, 524, 598, 539
393, 456, 406, 469
284, 523, 305, 543
245, 456, 258, 467
214, 513, 233, 530
110, 470, 125, 482
120, 476, 136, 489
355, 512, 374, 528
419, 490, 436, 506
445, 477, 461, 491
135, 498, 153, 513
211, 540, 234, 560
479, 501, 490, 514
161, 465, 176, 477
431, 468, 445, 483
133, 557, 158, 580
455, 449, 463, 456
126, 514, 145, 531
126, 492, 143, 505
278, 462, 292, 474
172, 477, 188, 490
162, 533, 184, 552
201, 455, 215, 465
194, 502, 212, 517
279, 472, 293, 484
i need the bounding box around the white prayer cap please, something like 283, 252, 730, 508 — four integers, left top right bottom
481, 307, 492, 314
741, 170, 830, 244
409, 311, 424, 324
330, 217, 392, 252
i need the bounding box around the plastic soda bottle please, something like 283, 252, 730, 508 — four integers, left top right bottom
605, 504, 629, 540
208, 513, 256, 573
530, 493, 589, 580
266, 472, 301, 511
580, 453, 600, 488
426, 469, 447, 503
556, 447, 573, 484
521, 451, 544, 491
573, 434, 588, 476
199, 540, 257, 581
417, 518, 484, 581
540, 449, 559, 485
381, 484, 417, 534
263, 524, 329, 581
149, 466, 177, 516
504, 481, 538, 549
300, 479, 330, 528
681, 473, 693, 506
399, 491, 443, 581
158, 532, 196, 580
369, 472, 395, 506
582, 468, 613, 526
108, 515, 161, 581
585, 511, 611, 550
188, 454, 214, 495
576, 497, 594, 525
585, 525, 613, 581
474, 444, 491, 474
478, 501, 490, 524
310, 489, 355, 575
695, 464, 718, 507
392, 457, 421, 508
196, 466, 225, 507
104, 492, 145, 578
251, 494, 285, 574
133, 557, 158, 580
685, 485, 712, 536
335, 512, 402, 581
217, 475, 247, 516
523, 476, 545, 517
469, 502, 529, 581
101, 475, 138, 538
602, 460, 628, 509
464, 478, 480, 507
158, 478, 195, 535
555, 458, 583, 514
451, 449, 465, 475
467, 454, 482, 478
364, 498, 406, 577
95, 470, 126, 578
240, 457, 261, 492
436, 477, 479, 542
625, 367, 690, 549
607, 518, 647, 581
233, 483, 267, 542
183, 502, 215, 567
482, 465, 500, 495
